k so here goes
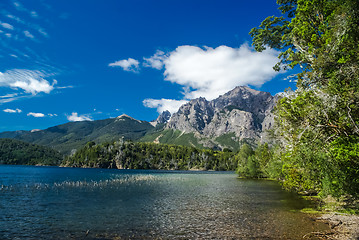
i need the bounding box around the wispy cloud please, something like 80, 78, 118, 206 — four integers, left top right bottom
30, 11, 38, 18
0, 93, 29, 104
3, 11, 48, 39
0, 69, 56, 95
3, 108, 22, 113
23, 30, 35, 39
0, 93, 18, 99
13, 1, 39, 19
0, 22, 14, 30
27, 112, 45, 117
67, 112, 93, 122
143, 50, 167, 70
109, 58, 140, 72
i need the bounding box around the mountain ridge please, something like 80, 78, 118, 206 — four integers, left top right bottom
0, 115, 154, 154
0, 86, 276, 153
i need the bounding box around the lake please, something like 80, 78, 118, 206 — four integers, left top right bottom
0, 165, 328, 239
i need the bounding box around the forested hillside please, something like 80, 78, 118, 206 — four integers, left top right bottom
0, 115, 154, 154
62, 140, 238, 171
0, 139, 63, 166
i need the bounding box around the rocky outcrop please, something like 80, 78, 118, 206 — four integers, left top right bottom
150, 110, 171, 126
166, 86, 276, 141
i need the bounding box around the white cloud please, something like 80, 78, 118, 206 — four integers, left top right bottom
143, 50, 166, 70
30, 11, 38, 18
161, 44, 280, 100
67, 112, 93, 122
141, 44, 280, 113
4, 12, 49, 39
143, 98, 188, 114
0, 22, 14, 30
27, 112, 45, 117
0, 93, 18, 99
108, 58, 140, 72
24, 30, 34, 39
13, 1, 24, 11
37, 28, 48, 38
3, 108, 22, 113
0, 69, 56, 94
48, 113, 57, 117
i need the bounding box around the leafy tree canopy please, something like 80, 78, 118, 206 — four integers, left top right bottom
250, 0, 359, 199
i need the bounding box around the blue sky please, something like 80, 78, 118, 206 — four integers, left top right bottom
0, 0, 295, 131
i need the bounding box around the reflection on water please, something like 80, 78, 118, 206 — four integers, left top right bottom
0, 165, 328, 239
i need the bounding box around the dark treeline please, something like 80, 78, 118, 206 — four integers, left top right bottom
62, 140, 238, 171
0, 138, 63, 166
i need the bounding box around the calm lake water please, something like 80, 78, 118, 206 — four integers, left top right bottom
0, 165, 329, 239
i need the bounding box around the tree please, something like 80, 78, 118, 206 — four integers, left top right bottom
251, 0, 359, 198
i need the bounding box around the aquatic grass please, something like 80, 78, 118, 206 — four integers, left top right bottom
0, 174, 187, 192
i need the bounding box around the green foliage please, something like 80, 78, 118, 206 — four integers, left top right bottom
63, 141, 238, 171
142, 129, 252, 152
215, 133, 241, 151
140, 129, 205, 149
0, 139, 63, 166
236, 143, 271, 179
250, 0, 359, 200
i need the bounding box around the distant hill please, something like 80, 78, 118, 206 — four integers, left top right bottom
0, 138, 63, 166
0, 115, 154, 154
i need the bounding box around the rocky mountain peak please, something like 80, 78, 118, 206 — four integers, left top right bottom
116, 114, 142, 123
150, 110, 171, 126
165, 86, 275, 141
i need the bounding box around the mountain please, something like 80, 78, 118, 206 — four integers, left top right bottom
0, 115, 154, 154
0, 138, 63, 166
150, 110, 171, 126
0, 86, 276, 154
141, 86, 276, 151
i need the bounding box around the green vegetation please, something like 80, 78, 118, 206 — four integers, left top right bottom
140, 129, 206, 149
0, 139, 63, 166
0, 116, 154, 154
63, 140, 238, 171
247, 0, 359, 204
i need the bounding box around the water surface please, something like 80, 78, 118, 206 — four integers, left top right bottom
0, 165, 328, 239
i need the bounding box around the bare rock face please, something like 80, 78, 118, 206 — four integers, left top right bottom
167, 97, 214, 132
203, 109, 258, 139
151, 110, 171, 126
166, 86, 275, 141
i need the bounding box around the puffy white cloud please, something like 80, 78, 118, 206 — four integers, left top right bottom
3, 108, 22, 113
27, 112, 45, 117
143, 50, 166, 70
143, 98, 188, 114
0, 69, 56, 94
142, 44, 280, 113
109, 58, 140, 72
161, 44, 280, 100
67, 112, 93, 122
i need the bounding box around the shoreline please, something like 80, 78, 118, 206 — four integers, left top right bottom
310, 213, 359, 239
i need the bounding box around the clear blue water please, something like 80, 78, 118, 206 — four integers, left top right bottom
0, 165, 328, 239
